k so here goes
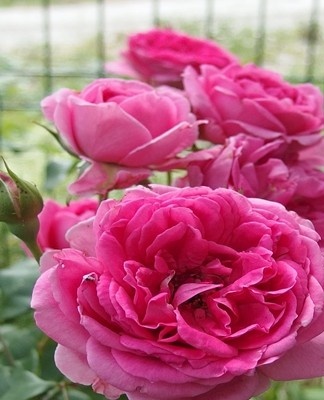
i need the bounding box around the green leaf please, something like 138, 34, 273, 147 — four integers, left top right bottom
0, 258, 39, 322
0, 366, 55, 400
0, 366, 11, 396
64, 389, 93, 400
0, 324, 42, 368
37, 338, 63, 381
44, 159, 73, 192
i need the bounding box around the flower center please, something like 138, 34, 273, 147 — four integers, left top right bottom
169, 264, 228, 310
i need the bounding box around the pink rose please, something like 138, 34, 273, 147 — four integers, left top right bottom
184, 63, 324, 147
285, 163, 324, 247
32, 186, 324, 400
41, 78, 200, 194
175, 134, 324, 245
67, 162, 152, 197
175, 134, 297, 204
106, 28, 239, 87
37, 198, 98, 250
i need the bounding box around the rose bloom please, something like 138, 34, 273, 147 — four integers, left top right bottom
37, 198, 98, 250
41, 78, 200, 195
285, 163, 324, 248
106, 28, 239, 87
32, 186, 324, 400
175, 134, 324, 246
184, 63, 324, 146
175, 134, 297, 204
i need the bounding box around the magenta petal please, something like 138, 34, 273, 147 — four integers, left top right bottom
52, 249, 103, 319
81, 315, 125, 350
112, 349, 193, 384
226, 98, 286, 132
260, 332, 324, 380
183, 65, 222, 121
31, 268, 89, 353
173, 283, 221, 307
194, 373, 270, 400
66, 217, 96, 256
120, 121, 199, 167
176, 310, 237, 357
39, 250, 61, 273
86, 338, 149, 392
120, 91, 187, 137
142, 293, 176, 327
41, 87, 75, 121
127, 372, 270, 400
209, 86, 243, 120
68, 162, 151, 196
87, 338, 222, 399
51, 92, 83, 154
70, 98, 151, 162
54, 344, 96, 385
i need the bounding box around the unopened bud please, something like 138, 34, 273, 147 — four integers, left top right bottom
0, 159, 43, 261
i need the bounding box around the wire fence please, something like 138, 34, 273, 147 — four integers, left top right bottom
1, 0, 323, 108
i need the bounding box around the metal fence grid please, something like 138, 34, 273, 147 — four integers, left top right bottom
1, 0, 323, 108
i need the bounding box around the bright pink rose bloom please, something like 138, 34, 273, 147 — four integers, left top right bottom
37, 198, 98, 250
175, 134, 324, 245
184, 63, 324, 146
32, 186, 324, 400
106, 28, 239, 87
175, 134, 297, 204
41, 78, 200, 195
285, 163, 324, 247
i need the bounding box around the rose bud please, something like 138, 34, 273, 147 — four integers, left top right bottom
0, 160, 43, 261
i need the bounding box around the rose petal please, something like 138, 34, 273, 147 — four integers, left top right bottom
120, 121, 199, 167
54, 344, 96, 385
261, 332, 324, 380
70, 98, 151, 162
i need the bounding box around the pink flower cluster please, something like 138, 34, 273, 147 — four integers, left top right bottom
33, 28, 324, 400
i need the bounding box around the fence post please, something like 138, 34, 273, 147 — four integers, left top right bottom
42, 0, 53, 96
96, 0, 106, 77
205, 0, 215, 38
152, 0, 161, 27
254, 0, 267, 66
305, 0, 320, 82
0, 94, 11, 268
